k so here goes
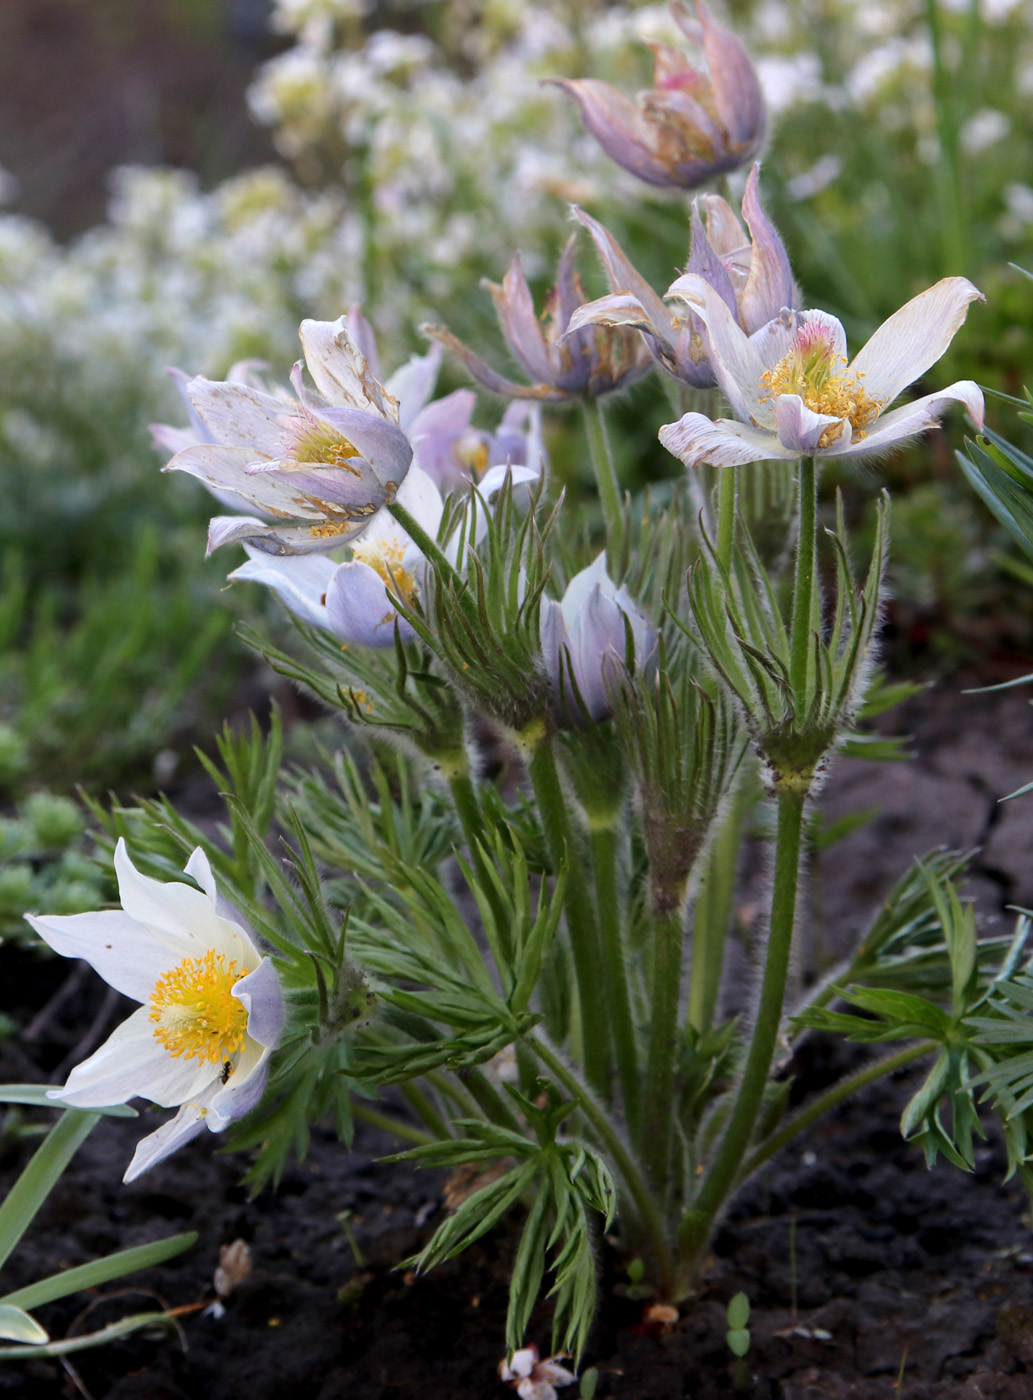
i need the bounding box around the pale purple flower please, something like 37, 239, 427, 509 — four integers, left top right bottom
551, 0, 764, 191
658, 276, 985, 467
499, 1346, 577, 1400
540, 554, 657, 723
163, 315, 414, 556
26, 840, 284, 1183
230, 462, 539, 648
567, 164, 798, 389
425, 236, 651, 403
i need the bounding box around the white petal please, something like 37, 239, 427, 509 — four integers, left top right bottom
847, 278, 984, 408
774, 394, 851, 455
659, 412, 789, 468
324, 560, 409, 646
25, 909, 172, 1004
229, 551, 335, 630
187, 378, 290, 455
123, 1091, 217, 1183
299, 316, 395, 420
51, 1007, 216, 1110
386, 344, 442, 432
183, 847, 218, 907
833, 381, 985, 458
665, 275, 770, 425
114, 840, 253, 968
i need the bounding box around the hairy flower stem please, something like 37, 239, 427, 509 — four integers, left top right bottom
582, 399, 625, 575
677, 784, 807, 1292
689, 780, 746, 1036
735, 1041, 937, 1185
528, 1033, 674, 1295
641, 899, 687, 1197
526, 733, 612, 1095
591, 823, 640, 1134
790, 456, 817, 714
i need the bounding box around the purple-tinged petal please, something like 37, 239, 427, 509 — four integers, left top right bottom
659, 411, 786, 468
738, 164, 797, 332
324, 560, 414, 646
232, 958, 284, 1049
774, 395, 851, 455
123, 1095, 213, 1183
697, 0, 765, 150
666, 274, 771, 425
411, 388, 476, 484
549, 78, 679, 188
207, 516, 376, 557
423, 324, 569, 401
847, 278, 984, 407
345, 305, 380, 377
208, 1042, 271, 1131
573, 207, 672, 331
489, 254, 555, 385
686, 202, 738, 317
700, 191, 746, 259
300, 403, 413, 487
833, 381, 985, 458
553, 235, 585, 337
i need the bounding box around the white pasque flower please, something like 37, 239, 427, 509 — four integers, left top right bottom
229, 460, 540, 648
164, 315, 414, 557
25, 839, 284, 1183
658, 274, 984, 467
498, 1346, 577, 1400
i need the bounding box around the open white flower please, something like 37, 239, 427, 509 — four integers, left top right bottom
659, 274, 984, 467
26, 839, 283, 1183
499, 1346, 576, 1400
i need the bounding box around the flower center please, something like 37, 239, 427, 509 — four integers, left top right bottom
290, 420, 363, 474
760, 322, 880, 440
149, 950, 249, 1063
352, 538, 417, 605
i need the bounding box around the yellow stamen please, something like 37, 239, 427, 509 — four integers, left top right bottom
760, 324, 880, 440
149, 950, 249, 1063
352, 538, 417, 606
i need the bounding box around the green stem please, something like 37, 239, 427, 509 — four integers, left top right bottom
352, 1101, 436, 1147
528, 1033, 674, 1295
716, 467, 738, 574
526, 732, 611, 1095
591, 824, 640, 1133
641, 902, 686, 1196
677, 785, 807, 1289
582, 399, 625, 574
790, 456, 817, 716
449, 767, 509, 936
736, 1041, 937, 1184
925, 0, 967, 274
689, 780, 746, 1036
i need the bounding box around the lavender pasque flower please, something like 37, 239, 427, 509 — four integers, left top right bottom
425, 236, 651, 403
567, 164, 798, 389
551, 0, 764, 191
540, 554, 657, 723
26, 840, 284, 1182
659, 276, 985, 467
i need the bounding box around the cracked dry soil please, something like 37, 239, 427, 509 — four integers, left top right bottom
5, 682, 1033, 1399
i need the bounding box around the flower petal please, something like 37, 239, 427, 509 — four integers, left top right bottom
114, 839, 253, 967
50, 1006, 216, 1111
774, 394, 851, 455
698, 0, 766, 150
423, 324, 566, 401
324, 560, 410, 646
664, 275, 771, 425
208, 1041, 272, 1131
123, 1093, 215, 1183
385, 343, 443, 433
489, 254, 555, 386
659, 411, 789, 467
232, 958, 284, 1050
847, 278, 984, 408
738, 164, 797, 332
549, 79, 676, 188
299, 316, 397, 421
186, 379, 291, 456
25, 909, 174, 1004
572, 206, 672, 333
229, 549, 335, 629
207, 515, 376, 557
833, 380, 985, 458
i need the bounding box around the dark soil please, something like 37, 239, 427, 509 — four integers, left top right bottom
5, 682, 1033, 1400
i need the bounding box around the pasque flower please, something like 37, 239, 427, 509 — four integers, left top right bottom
540, 554, 657, 723
567, 164, 797, 389
551, 0, 764, 191
163, 315, 413, 556
499, 1346, 577, 1400
26, 839, 283, 1182
425, 236, 651, 403
658, 275, 985, 466
230, 461, 539, 648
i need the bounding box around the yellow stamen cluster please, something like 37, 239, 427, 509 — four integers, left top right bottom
760, 330, 880, 444
149, 950, 248, 1063
353, 538, 417, 606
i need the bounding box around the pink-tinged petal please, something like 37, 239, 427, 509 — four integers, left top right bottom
386, 343, 443, 432
50, 1006, 216, 1111
232, 958, 284, 1049
847, 278, 985, 407
229, 550, 335, 629
666, 274, 771, 424
25, 909, 175, 1004
123, 1094, 215, 1183
324, 560, 411, 646
490, 254, 554, 385
208, 1041, 271, 1130
834, 381, 984, 458
572, 207, 673, 331
774, 394, 851, 454
700, 191, 746, 259
659, 411, 787, 467
697, 0, 765, 150
423, 324, 569, 401
298, 315, 397, 421
150, 422, 196, 455
738, 164, 797, 332
549, 79, 678, 188
186, 378, 291, 455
